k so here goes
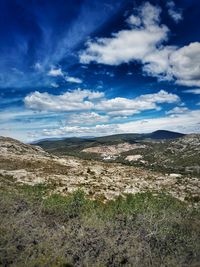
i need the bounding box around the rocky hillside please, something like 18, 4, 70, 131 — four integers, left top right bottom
34, 131, 200, 176
123, 134, 200, 176
75, 134, 200, 177
0, 136, 48, 156
82, 142, 146, 155
0, 136, 199, 202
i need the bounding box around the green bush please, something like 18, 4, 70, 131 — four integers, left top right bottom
44, 189, 90, 218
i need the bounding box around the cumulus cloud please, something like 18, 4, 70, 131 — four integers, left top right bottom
24, 89, 179, 117
143, 42, 200, 86
80, 2, 168, 65
142, 46, 176, 80
96, 90, 180, 116
79, 2, 200, 87
166, 106, 189, 115
169, 42, 200, 86
66, 112, 109, 125
24, 89, 104, 112
65, 76, 83, 84
166, 1, 183, 23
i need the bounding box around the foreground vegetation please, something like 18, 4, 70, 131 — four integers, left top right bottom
0, 176, 200, 267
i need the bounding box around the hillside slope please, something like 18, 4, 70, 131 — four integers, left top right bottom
0, 136, 199, 202
34, 132, 200, 176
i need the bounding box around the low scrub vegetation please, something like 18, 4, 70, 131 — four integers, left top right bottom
0, 176, 200, 266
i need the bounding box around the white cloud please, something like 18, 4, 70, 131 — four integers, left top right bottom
2, 107, 199, 142
183, 89, 200, 94
65, 76, 82, 84
166, 1, 183, 23
169, 42, 200, 86
42, 124, 118, 137
0, 107, 60, 142
127, 15, 141, 27
96, 90, 179, 116
142, 46, 177, 80
48, 67, 63, 77
80, 2, 168, 65
144, 42, 200, 86
47, 67, 83, 84
24, 89, 104, 112
120, 110, 200, 134
79, 2, 200, 87
24, 89, 179, 117
136, 89, 179, 103
0, 109, 39, 122
42, 110, 200, 137
166, 106, 189, 115
66, 112, 109, 125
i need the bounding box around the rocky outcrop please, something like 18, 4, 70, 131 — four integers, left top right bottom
0, 136, 48, 156
82, 142, 146, 155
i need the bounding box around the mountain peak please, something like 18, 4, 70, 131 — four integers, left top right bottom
149, 130, 185, 139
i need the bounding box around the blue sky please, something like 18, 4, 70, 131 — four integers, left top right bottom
0, 0, 200, 141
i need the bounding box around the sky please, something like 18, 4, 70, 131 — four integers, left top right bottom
0, 0, 200, 142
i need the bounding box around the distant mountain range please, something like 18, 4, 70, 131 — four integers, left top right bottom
34, 130, 185, 154
35, 130, 185, 144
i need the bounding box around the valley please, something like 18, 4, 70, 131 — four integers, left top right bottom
36, 131, 200, 177
1, 133, 200, 202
